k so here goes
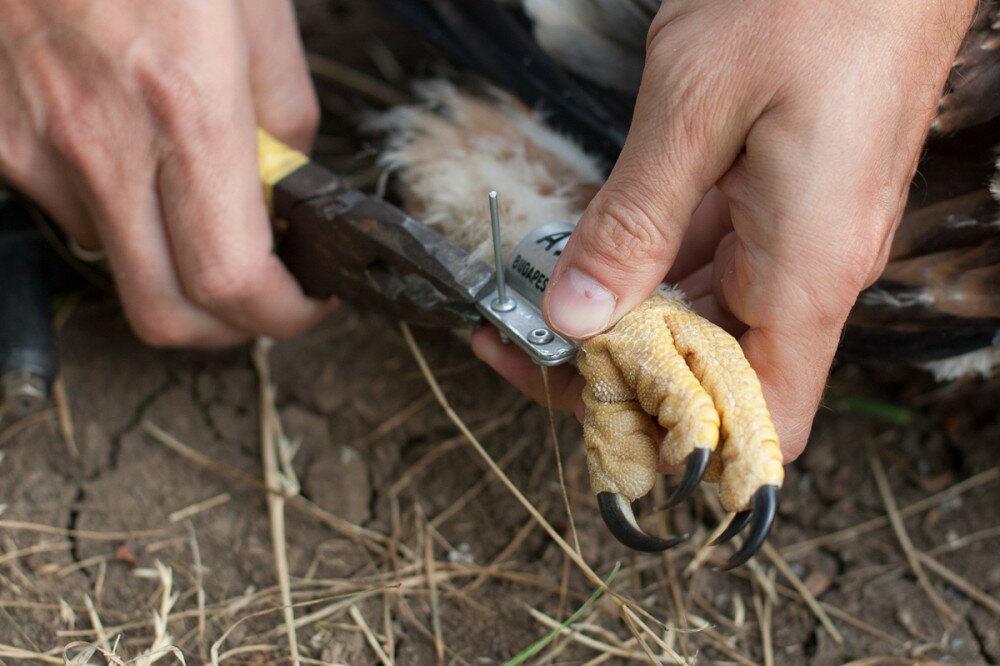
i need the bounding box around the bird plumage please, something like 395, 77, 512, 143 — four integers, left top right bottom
376, 0, 1000, 380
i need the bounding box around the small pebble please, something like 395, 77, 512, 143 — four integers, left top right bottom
448, 542, 475, 565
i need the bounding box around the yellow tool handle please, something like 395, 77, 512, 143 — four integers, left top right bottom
257, 128, 310, 214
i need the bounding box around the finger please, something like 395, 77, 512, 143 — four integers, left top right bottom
676, 263, 713, 301
689, 289, 746, 339
239, 0, 319, 152
151, 2, 331, 339
665, 187, 732, 283
85, 171, 249, 348
471, 326, 585, 419
543, 13, 770, 339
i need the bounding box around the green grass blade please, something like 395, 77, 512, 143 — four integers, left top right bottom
824, 391, 914, 426
503, 562, 621, 666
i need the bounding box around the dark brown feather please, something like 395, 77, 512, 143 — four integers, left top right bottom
933, 0, 1000, 134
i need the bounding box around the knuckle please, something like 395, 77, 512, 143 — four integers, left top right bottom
829, 218, 898, 300
186, 259, 258, 311
795, 275, 854, 333
587, 194, 671, 268
646, 4, 697, 55
134, 56, 220, 145
42, 86, 116, 189
137, 58, 195, 118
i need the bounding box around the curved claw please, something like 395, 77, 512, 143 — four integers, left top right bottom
597, 492, 688, 553
711, 510, 753, 546
718, 485, 779, 571
662, 448, 711, 510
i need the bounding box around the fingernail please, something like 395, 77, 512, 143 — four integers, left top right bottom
546, 268, 617, 338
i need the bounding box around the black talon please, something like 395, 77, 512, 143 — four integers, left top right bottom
719, 485, 779, 571
711, 509, 753, 546
597, 492, 688, 553
662, 447, 711, 509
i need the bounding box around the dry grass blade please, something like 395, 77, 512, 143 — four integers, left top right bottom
353, 392, 434, 447
186, 524, 208, 660
84, 595, 110, 652
621, 604, 687, 664
0, 408, 54, 447
168, 493, 231, 523
400, 323, 605, 591
915, 551, 1000, 617
211, 592, 381, 664
696, 625, 757, 666
765, 578, 909, 649
388, 415, 515, 495
618, 605, 660, 664
541, 367, 581, 555
844, 657, 941, 666
0, 541, 71, 565
429, 436, 532, 529
52, 376, 79, 459
72, 584, 186, 666
253, 338, 301, 666
0, 644, 61, 663
868, 449, 959, 627
423, 519, 445, 664
761, 542, 842, 644
753, 570, 775, 666
782, 466, 1000, 559
523, 608, 648, 661
215, 645, 277, 663
382, 591, 396, 661
350, 605, 394, 666
929, 525, 1000, 557
143, 421, 399, 555
464, 508, 547, 593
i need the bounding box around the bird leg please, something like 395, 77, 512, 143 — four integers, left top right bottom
579, 291, 784, 569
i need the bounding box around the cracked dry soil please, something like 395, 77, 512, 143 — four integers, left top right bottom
1, 295, 999, 664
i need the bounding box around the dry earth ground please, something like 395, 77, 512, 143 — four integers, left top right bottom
2, 298, 999, 665
2, 1, 1000, 664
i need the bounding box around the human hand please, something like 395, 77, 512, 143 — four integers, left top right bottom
474, 0, 976, 460
0, 0, 332, 347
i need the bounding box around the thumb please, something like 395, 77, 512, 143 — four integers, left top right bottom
542, 25, 765, 339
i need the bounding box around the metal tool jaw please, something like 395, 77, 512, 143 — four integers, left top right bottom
271, 164, 578, 366
475, 287, 577, 366
275, 163, 490, 329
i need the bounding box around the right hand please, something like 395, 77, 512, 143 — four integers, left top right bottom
0, 0, 334, 347
538, 0, 975, 461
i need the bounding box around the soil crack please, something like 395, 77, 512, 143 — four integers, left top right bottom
66, 486, 87, 576
106, 373, 178, 472
968, 613, 994, 663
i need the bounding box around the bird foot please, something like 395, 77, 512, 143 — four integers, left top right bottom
579, 292, 784, 569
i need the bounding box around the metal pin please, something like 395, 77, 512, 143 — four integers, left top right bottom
488, 191, 516, 312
